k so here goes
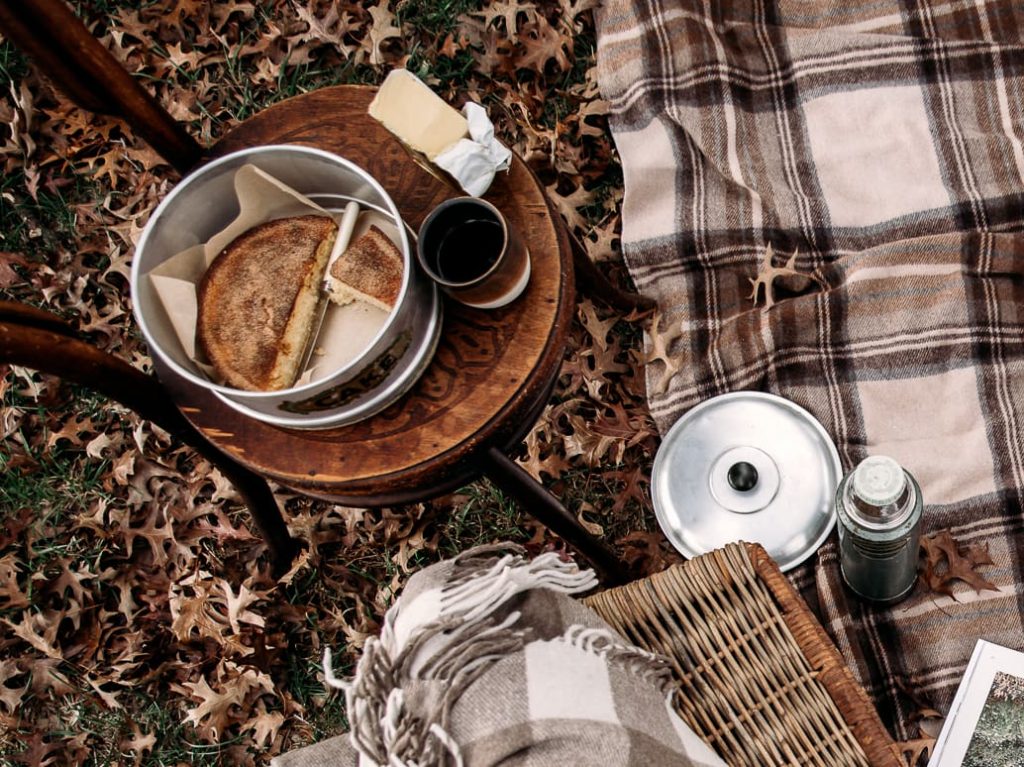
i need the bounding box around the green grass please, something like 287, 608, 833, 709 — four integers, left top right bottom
399, 0, 481, 83
0, 38, 29, 82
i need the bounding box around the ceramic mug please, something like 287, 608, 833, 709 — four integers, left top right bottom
416, 197, 531, 309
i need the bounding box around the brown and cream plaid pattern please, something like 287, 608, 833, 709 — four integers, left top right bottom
273, 546, 724, 766
596, 0, 1024, 741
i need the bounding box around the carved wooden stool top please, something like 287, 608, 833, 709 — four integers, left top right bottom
157, 86, 574, 505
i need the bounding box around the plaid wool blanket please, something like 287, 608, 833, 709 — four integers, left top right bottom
273, 545, 724, 767
596, 0, 1024, 741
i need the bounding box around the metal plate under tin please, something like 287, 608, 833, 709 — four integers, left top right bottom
652, 392, 841, 572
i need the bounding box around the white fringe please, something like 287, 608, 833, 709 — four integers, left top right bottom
556, 624, 676, 697
322, 549, 597, 767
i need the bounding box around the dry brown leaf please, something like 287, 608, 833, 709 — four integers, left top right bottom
243, 706, 286, 750
4, 610, 63, 660
605, 465, 651, 516
545, 181, 594, 234
515, 15, 572, 74
0, 251, 31, 287
919, 529, 998, 599
0, 659, 28, 715
9, 731, 63, 767
617, 531, 682, 576
181, 675, 246, 739
558, 0, 600, 29
575, 501, 605, 537
221, 581, 266, 634
645, 311, 682, 395
519, 418, 572, 481
748, 243, 820, 309
472, 0, 538, 36
85, 432, 115, 459
122, 506, 177, 565
170, 577, 227, 643
0, 553, 29, 610
364, 3, 402, 67
7, 80, 35, 159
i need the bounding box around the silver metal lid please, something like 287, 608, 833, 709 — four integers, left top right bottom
651, 392, 841, 572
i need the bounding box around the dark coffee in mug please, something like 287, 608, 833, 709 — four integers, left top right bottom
435, 219, 504, 283
417, 197, 531, 309
420, 200, 506, 286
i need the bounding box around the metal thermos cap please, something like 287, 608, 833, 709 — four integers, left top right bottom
651, 392, 841, 572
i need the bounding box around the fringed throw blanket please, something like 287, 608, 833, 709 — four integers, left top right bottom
273, 545, 724, 767
595, 0, 1024, 741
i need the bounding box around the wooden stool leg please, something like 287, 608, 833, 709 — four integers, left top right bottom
482, 447, 629, 585
0, 320, 301, 570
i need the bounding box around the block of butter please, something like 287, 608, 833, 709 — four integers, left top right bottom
369, 69, 469, 160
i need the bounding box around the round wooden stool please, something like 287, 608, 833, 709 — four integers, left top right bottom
155, 87, 626, 581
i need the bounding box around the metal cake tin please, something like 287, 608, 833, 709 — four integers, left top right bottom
131, 145, 441, 429
651, 391, 841, 571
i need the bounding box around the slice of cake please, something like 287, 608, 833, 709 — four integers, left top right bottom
327, 226, 404, 312
197, 214, 337, 391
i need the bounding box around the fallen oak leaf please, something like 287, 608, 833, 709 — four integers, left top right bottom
748, 243, 821, 309
617, 530, 682, 576
242, 706, 285, 750
644, 311, 682, 396
220, 581, 266, 634
577, 298, 619, 353
515, 14, 572, 74
0, 660, 28, 715
25, 657, 74, 698
365, 3, 402, 67
437, 32, 467, 58
9, 731, 62, 767
919, 529, 998, 600
0, 553, 29, 610
0, 251, 32, 288
85, 432, 115, 459
604, 465, 651, 517
471, 0, 538, 37
169, 578, 228, 643
557, 0, 600, 29
181, 675, 246, 740
575, 501, 604, 537
86, 675, 122, 709
4, 610, 63, 659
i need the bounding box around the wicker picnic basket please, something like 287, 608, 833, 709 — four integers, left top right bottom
584, 541, 901, 767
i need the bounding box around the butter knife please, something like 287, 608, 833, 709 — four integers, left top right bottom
298, 201, 361, 376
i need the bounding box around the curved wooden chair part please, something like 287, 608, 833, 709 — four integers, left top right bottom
0, 302, 301, 571
0, 0, 202, 174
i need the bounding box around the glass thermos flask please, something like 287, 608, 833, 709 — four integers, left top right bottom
835, 455, 923, 604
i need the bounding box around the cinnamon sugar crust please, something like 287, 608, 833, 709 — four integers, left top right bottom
197, 214, 337, 391
327, 225, 404, 312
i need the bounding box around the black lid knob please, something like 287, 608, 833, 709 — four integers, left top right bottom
727, 461, 759, 492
